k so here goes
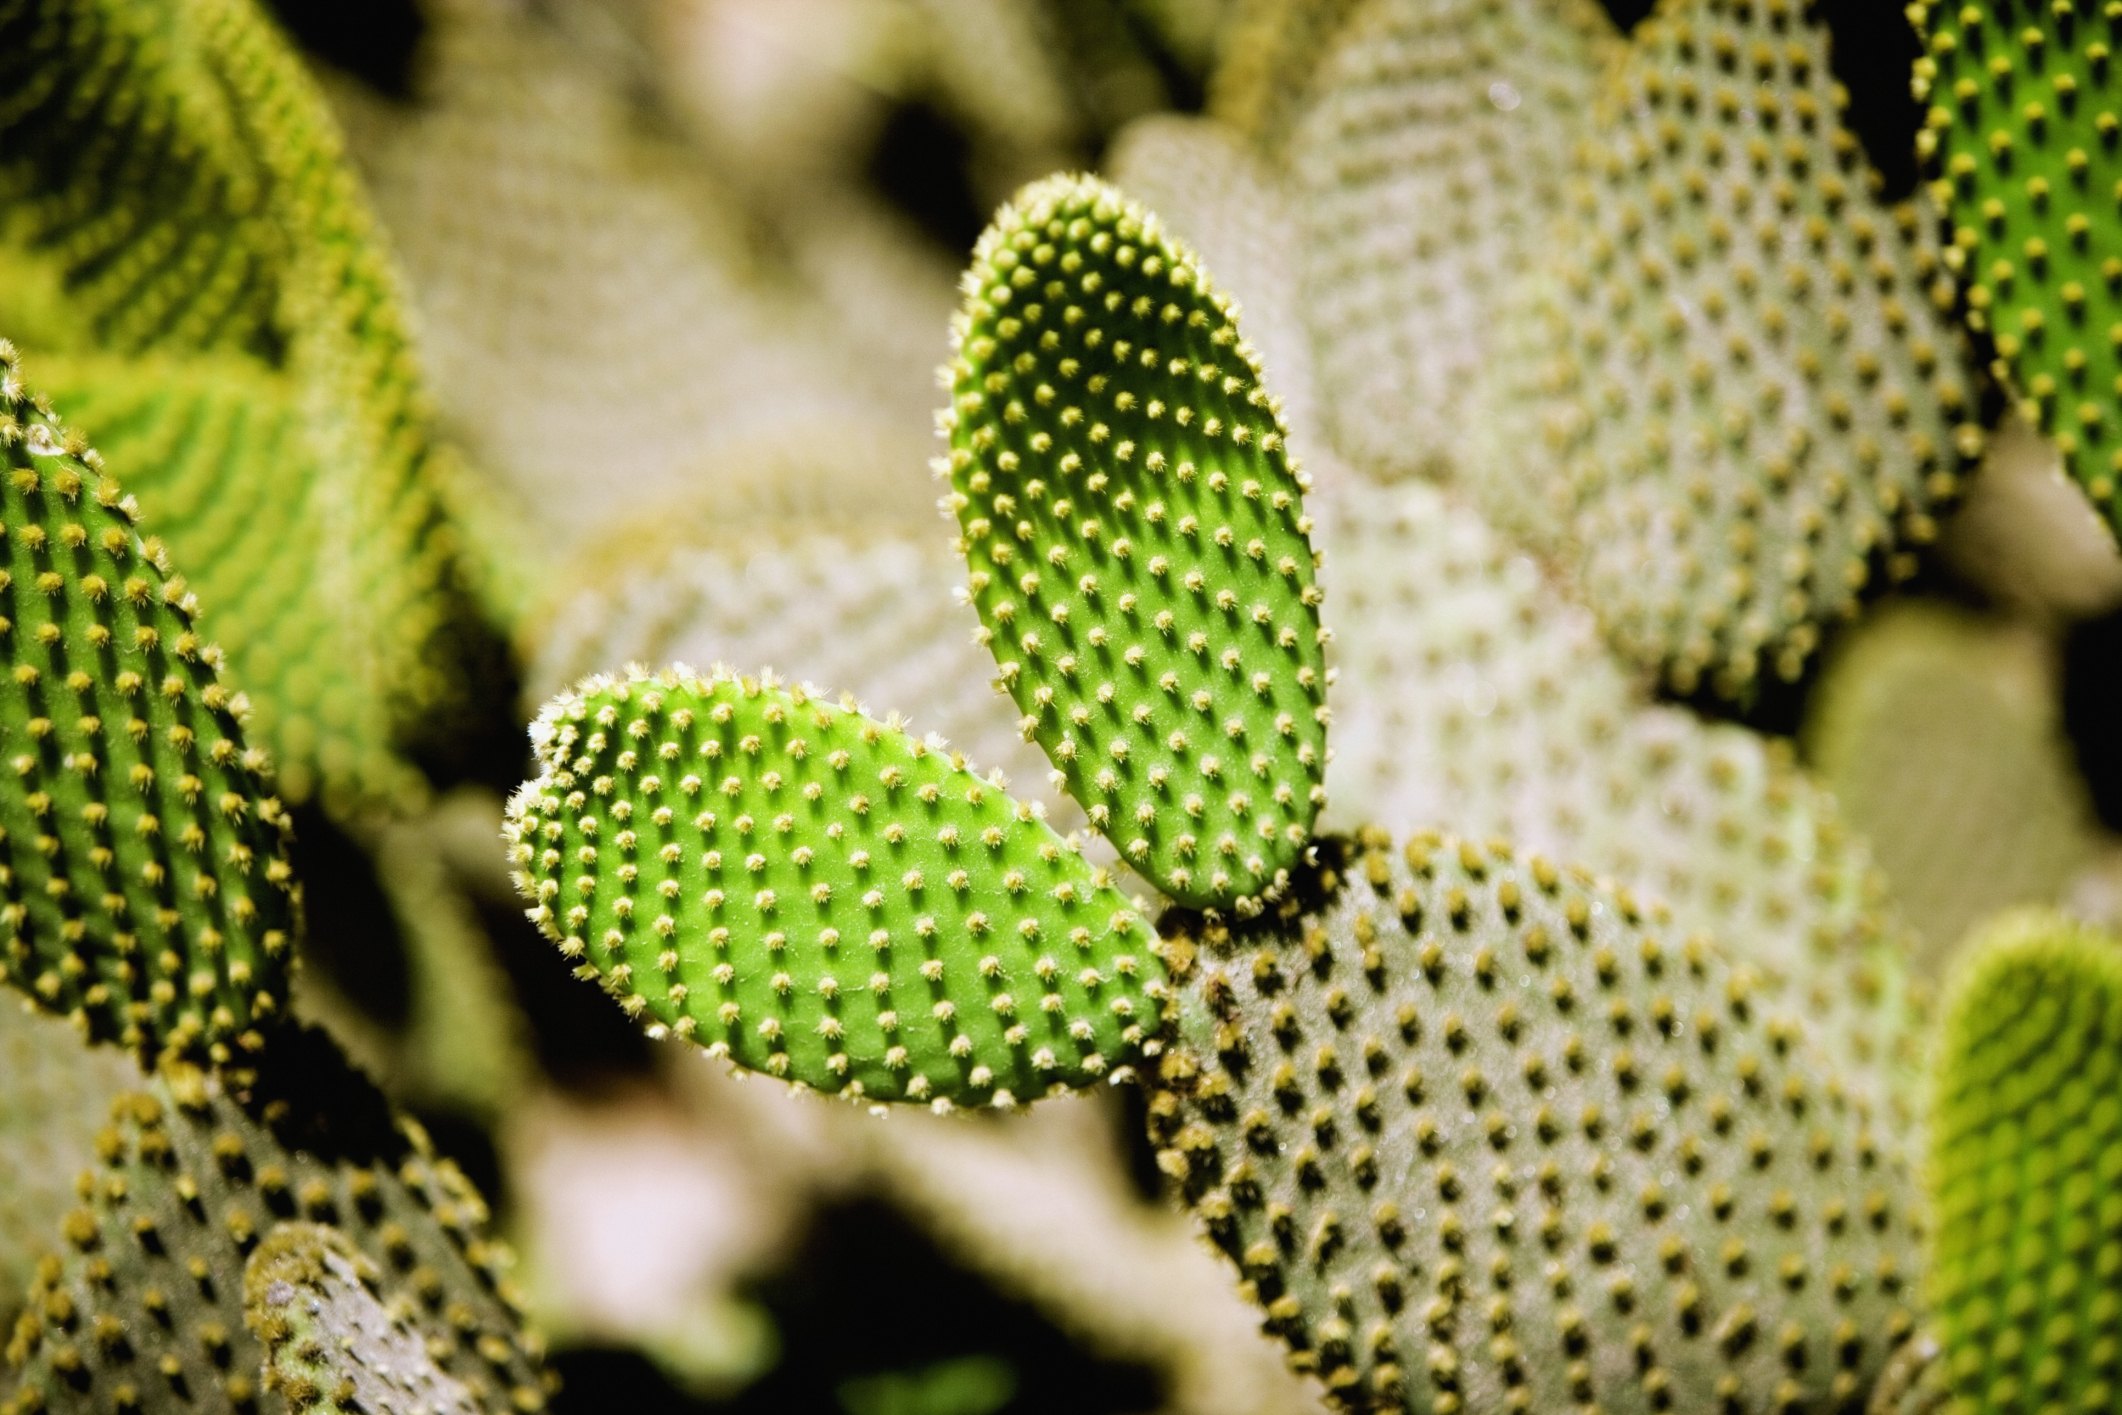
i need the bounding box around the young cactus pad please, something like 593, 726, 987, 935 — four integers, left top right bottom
0, 345, 299, 1060
245, 1223, 486, 1415
1912, 0, 2122, 532
1926, 911, 2122, 1413
942, 175, 1328, 908
1149, 828, 1920, 1411
505, 666, 1168, 1107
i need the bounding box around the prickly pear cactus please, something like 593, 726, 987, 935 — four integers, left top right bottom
942, 175, 1328, 907
1316, 476, 1920, 1111
1911, 0, 2122, 534
1470, 0, 1984, 697
1288, 0, 1619, 478
0, 346, 299, 1060
1209, 0, 1370, 152
505, 666, 1168, 1107
245, 1223, 486, 1415
0, 0, 480, 811
0, 1029, 550, 1414
1148, 828, 1922, 1411
1926, 911, 2122, 1414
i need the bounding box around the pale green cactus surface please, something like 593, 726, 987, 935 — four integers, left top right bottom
1911, 0, 2122, 535
245, 1222, 487, 1415
1470, 0, 1984, 698
1926, 911, 2122, 1415
1289, 0, 1620, 478
0, 1031, 550, 1414
1148, 828, 1921, 1412
943, 174, 1328, 908
504, 666, 1168, 1107
0, 345, 299, 1061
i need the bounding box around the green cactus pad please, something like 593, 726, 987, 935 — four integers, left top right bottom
1469, 0, 1984, 697
245, 1223, 486, 1415
1208, 0, 1370, 152
0, 1028, 550, 1414
1317, 476, 1921, 1115
505, 666, 1167, 1107
1805, 602, 2096, 962
0, 0, 482, 812
943, 174, 1328, 908
0, 347, 300, 1060
1912, 1, 2122, 532
1149, 828, 1921, 1411
0, 999, 139, 1333
1926, 911, 2122, 1414
1288, 0, 1619, 479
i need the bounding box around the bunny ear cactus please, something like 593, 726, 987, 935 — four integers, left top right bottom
0, 344, 299, 1061
1315, 477, 1923, 1114
245, 1223, 488, 1415
1925, 911, 2122, 1414
941, 174, 1328, 909
504, 666, 1168, 1108
0, 1029, 551, 1415
1287, 0, 1620, 479
1149, 828, 1922, 1411
1911, 1, 2122, 535
1470, 0, 1986, 698
0, 0, 484, 812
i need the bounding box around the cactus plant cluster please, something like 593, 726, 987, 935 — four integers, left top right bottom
3, 0, 2122, 1413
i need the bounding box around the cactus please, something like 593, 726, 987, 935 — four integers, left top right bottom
0, 344, 300, 1060
1911, 0, 2122, 536
1925, 911, 2122, 1414
245, 1222, 486, 1415
1209, 0, 1372, 153
1468, 0, 1984, 697
1805, 602, 2097, 961
942, 175, 1328, 907
0, 0, 479, 811
504, 666, 1168, 1107
1316, 476, 1920, 1110
0, 999, 139, 1333
1286, 0, 1619, 478
1148, 828, 1920, 1410
0, 1028, 551, 1414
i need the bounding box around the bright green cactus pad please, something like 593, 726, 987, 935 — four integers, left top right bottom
1912, 1, 2122, 531
1149, 828, 1921, 1410
1926, 911, 2122, 1414
505, 666, 1167, 1107
0, 1029, 551, 1414
0, 346, 299, 1060
943, 175, 1328, 908
0, 0, 480, 811
245, 1223, 486, 1415
1805, 602, 2096, 962
1315, 475, 1921, 1115
1288, 0, 1619, 479
1469, 0, 1984, 697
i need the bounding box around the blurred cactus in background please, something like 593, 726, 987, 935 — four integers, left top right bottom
4, 0, 2122, 1412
